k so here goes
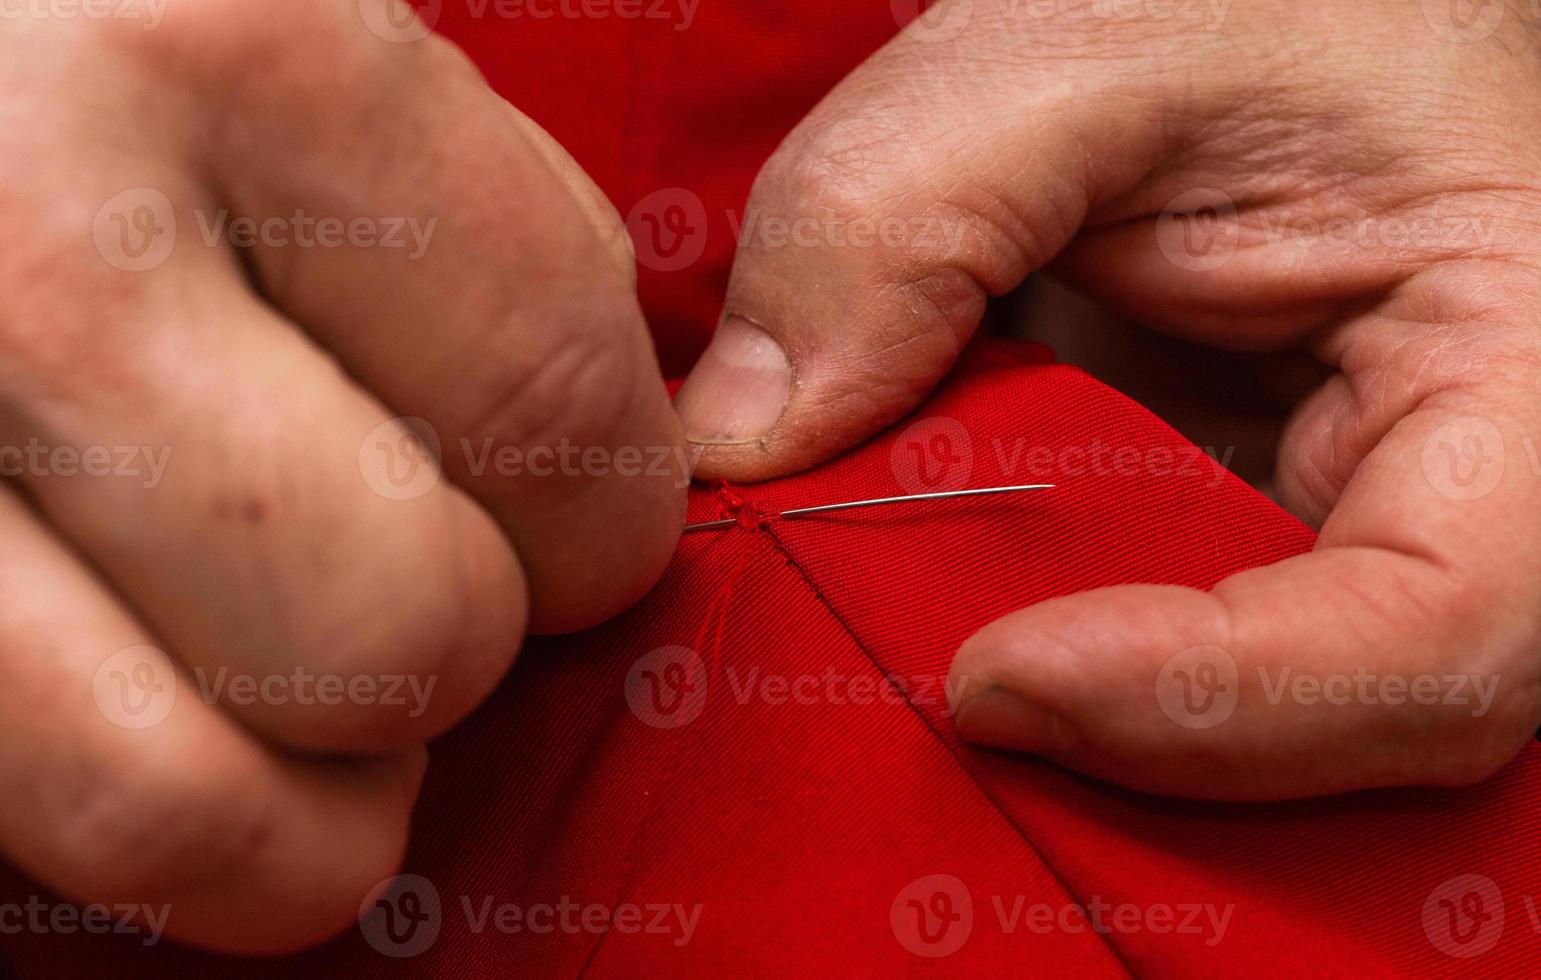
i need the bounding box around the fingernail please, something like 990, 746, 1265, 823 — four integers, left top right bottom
954, 686, 1070, 757
675, 316, 791, 444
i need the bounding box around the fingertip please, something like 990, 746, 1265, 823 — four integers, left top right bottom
953, 684, 1076, 759
675, 316, 792, 446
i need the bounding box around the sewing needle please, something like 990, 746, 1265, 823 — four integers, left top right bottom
682, 484, 1055, 533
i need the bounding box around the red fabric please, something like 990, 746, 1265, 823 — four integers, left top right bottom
7, 340, 1541, 976
6, 3, 1541, 977
440, 0, 896, 377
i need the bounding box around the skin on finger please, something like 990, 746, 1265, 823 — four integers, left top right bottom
677, 0, 1541, 487
674, 4, 1223, 482
1, 166, 525, 752
948, 266, 1541, 799
0, 487, 425, 954
1, 9, 532, 751
144, 0, 685, 633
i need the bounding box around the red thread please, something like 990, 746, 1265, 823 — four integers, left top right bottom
708, 479, 771, 532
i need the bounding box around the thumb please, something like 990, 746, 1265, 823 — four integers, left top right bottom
674, 8, 1172, 481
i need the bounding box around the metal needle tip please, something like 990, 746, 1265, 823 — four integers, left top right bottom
682, 483, 1055, 533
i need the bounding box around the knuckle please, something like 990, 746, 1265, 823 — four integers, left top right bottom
248, 511, 523, 752
1422, 631, 1539, 787
155, 0, 353, 66
157, 0, 473, 120
447, 301, 656, 462
53, 741, 275, 900
0, 238, 162, 412
755, 107, 916, 237
1429, 711, 1530, 786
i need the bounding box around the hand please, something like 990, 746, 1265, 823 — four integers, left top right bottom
675, 0, 1541, 799
0, 0, 683, 952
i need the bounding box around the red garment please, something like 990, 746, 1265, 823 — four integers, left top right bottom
7, 340, 1541, 976
6, 3, 1541, 976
